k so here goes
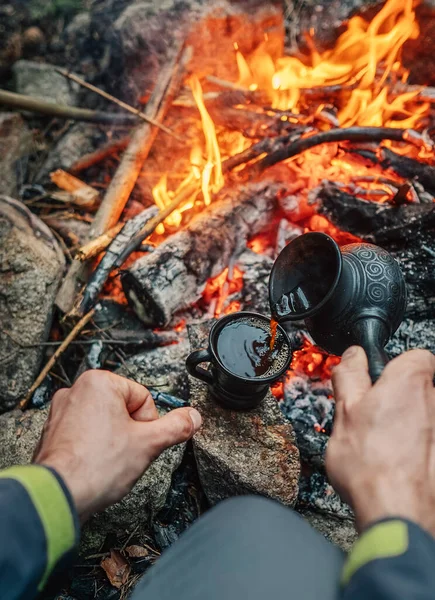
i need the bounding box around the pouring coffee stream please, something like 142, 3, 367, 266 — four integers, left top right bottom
269, 232, 407, 383
186, 233, 406, 410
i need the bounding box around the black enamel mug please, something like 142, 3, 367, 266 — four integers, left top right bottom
186, 311, 292, 410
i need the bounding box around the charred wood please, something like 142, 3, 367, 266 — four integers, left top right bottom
240, 127, 413, 178
347, 146, 435, 197
122, 181, 284, 327
74, 206, 159, 317
316, 183, 435, 244
316, 183, 435, 320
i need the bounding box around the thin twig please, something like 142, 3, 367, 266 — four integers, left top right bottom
55, 68, 181, 141
20, 309, 95, 410
69, 136, 130, 174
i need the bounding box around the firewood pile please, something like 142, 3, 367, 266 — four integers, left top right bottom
1, 0, 435, 595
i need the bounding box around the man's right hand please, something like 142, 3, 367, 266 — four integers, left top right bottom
33, 371, 202, 522
326, 346, 435, 534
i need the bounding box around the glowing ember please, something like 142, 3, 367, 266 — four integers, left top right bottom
291, 339, 341, 380
202, 266, 244, 318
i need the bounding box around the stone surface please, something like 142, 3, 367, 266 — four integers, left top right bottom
37, 123, 105, 181
116, 337, 190, 399
0, 196, 65, 412
187, 321, 300, 507
0, 113, 32, 196
0, 407, 49, 468
298, 509, 357, 553
12, 60, 81, 106
93, 0, 283, 104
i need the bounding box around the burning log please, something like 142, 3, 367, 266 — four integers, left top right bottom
316, 182, 435, 244
122, 181, 283, 327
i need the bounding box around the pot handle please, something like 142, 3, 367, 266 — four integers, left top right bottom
351, 318, 390, 383
186, 349, 214, 385
363, 344, 390, 383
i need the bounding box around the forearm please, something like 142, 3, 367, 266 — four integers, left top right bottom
342, 518, 435, 600
0, 465, 80, 600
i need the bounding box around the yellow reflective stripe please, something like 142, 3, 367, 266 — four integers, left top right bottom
342, 520, 409, 586
0, 465, 76, 591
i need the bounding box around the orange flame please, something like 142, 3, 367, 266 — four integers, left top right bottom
237, 0, 428, 128
152, 76, 223, 232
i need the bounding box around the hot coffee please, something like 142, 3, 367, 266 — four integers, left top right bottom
186, 311, 293, 410
216, 316, 289, 379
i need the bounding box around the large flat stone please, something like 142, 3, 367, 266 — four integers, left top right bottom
0, 113, 32, 196
0, 197, 65, 412
12, 60, 81, 106
188, 321, 300, 507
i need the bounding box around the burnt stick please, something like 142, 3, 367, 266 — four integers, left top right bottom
69, 136, 130, 174
74, 206, 158, 317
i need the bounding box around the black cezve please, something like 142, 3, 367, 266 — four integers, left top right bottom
269, 232, 407, 382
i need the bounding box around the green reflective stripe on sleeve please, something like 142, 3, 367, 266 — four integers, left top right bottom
0, 465, 76, 591
341, 520, 409, 586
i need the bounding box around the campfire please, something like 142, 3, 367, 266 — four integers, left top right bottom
1, 0, 434, 593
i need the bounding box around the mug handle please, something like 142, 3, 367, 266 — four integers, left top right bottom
186, 349, 214, 385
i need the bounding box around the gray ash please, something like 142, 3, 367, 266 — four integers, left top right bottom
299, 472, 353, 520
279, 374, 335, 469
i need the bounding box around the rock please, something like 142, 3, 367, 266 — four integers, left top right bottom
0, 113, 32, 196
0, 408, 49, 468
97, 0, 283, 104
12, 60, 81, 106
81, 405, 186, 552
37, 123, 106, 181
298, 509, 357, 552
0, 197, 65, 412
187, 321, 300, 507
116, 337, 190, 399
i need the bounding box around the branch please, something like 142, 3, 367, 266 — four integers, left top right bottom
56, 67, 181, 141
0, 89, 138, 125
240, 127, 413, 178
20, 309, 95, 410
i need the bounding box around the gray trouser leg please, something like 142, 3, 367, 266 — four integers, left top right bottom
132, 496, 345, 600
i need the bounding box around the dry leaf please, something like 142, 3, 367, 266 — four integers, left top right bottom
125, 545, 149, 558
101, 550, 131, 589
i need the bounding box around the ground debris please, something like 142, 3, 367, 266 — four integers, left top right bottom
101, 550, 131, 589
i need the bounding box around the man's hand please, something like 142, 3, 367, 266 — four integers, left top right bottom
33, 371, 202, 522
326, 346, 435, 534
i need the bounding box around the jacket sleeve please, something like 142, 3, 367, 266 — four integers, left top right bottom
341, 518, 435, 599
0, 465, 80, 599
